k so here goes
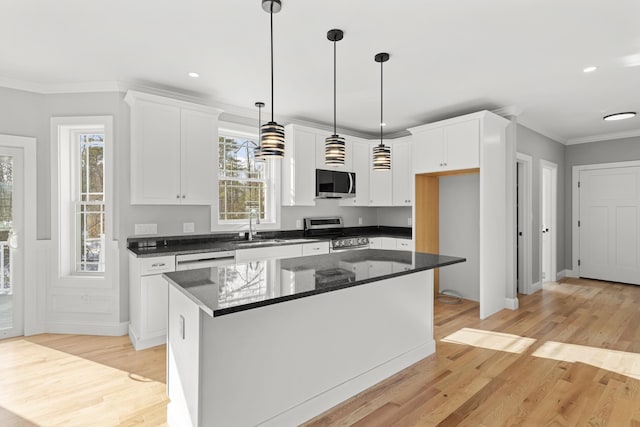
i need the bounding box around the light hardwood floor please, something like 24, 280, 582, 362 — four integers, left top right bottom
2, 277, 640, 426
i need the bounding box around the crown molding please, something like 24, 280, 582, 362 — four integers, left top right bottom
566, 129, 640, 145
516, 116, 568, 145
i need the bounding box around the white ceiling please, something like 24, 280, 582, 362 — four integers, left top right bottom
2, 0, 640, 143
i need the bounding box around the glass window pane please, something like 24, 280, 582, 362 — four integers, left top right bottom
218, 179, 265, 221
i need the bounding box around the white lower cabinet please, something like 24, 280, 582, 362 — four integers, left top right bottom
129, 254, 176, 350
370, 237, 414, 251
302, 241, 330, 256
167, 284, 201, 426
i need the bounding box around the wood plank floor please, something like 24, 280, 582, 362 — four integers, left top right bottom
1, 277, 640, 426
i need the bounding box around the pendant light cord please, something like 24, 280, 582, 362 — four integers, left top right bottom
380, 58, 384, 146
333, 39, 337, 135
270, 6, 275, 123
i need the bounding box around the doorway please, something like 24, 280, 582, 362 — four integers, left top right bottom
516, 153, 532, 294
0, 146, 24, 338
540, 160, 557, 284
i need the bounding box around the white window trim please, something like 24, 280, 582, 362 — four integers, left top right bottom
51, 116, 115, 288
211, 121, 281, 233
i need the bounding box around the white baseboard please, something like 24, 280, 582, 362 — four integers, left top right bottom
504, 297, 519, 310
128, 325, 166, 350
529, 281, 542, 294
557, 270, 572, 280
46, 321, 129, 336
258, 340, 436, 427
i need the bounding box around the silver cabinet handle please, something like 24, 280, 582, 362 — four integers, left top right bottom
151, 262, 166, 267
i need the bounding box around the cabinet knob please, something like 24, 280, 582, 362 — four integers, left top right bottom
182, 195, 186, 199
176, 195, 180, 198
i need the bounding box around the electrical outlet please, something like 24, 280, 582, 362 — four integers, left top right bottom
134, 224, 157, 235
358, 217, 363, 225
408, 217, 412, 226
296, 219, 302, 229
183, 222, 195, 233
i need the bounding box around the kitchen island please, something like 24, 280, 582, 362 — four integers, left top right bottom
163, 249, 464, 427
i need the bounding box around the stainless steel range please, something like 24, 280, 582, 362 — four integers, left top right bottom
303, 216, 370, 252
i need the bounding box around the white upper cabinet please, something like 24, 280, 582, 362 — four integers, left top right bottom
315, 134, 353, 172
282, 124, 317, 206
339, 138, 370, 207
410, 117, 480, 174
126, 91, 222, 205
392, 138, 413, 206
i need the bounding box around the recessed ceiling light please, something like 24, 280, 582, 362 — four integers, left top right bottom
603, 112, 636, 121
188, 72, 200, 78
583, 66, 598, 73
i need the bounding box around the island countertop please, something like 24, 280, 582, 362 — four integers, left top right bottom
163, 249, 465, 317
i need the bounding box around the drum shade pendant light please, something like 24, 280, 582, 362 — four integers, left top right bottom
260, 0, 285, 158
254, 101, 265, 162
372, 52, 391, 171
325, 29, 345, 166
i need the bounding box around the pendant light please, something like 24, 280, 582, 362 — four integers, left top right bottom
325, 29, 345, 166
254, 101, 265, 162
372, 52, 391, 171
260, 0, 285, 158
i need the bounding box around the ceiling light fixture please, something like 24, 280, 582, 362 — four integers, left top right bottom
254, 101, 265, 162
188, 72, 200, 78
603, 112, 636, 121
372, 52, 391, 171
325, 28, 345, 166
259, 0, 285, 158
583, 66, 598, 73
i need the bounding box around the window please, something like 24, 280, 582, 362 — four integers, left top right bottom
75, 133, 105, 273
52, 116, 113, 281
213, 125, 280, 231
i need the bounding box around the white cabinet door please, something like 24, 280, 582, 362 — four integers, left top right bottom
180, 109, 217, 205
369, 237, 382, 249
444, 119, 479, 171
369, 143, 393, 206
392, 140, 413, 206
315, 136, 353, 172
235, 244, 303, 262
412, 128, 444, 174
282, 125, 316, 206
411, 119, 479, 174
141, 275, 168, 339
167, 284, 201, 426
380, 237, 397, 250
340, 140, 370, 207
396, 238, 414, 251
131, 99, 182, 204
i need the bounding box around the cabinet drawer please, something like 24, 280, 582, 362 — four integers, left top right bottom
396, 239, 414, 251
140, 256, 176, 275
302, 242, 330, 256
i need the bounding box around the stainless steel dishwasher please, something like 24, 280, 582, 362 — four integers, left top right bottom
175, 250, 236, 271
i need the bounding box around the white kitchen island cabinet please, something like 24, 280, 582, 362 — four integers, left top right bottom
164, 250, 464, 427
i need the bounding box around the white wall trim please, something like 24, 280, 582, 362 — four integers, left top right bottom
567, 129, 640, 145
504, 297, 519, 310
46, 321, 129, 336
529, 281, 542, 294
556, 269, 574, 280
516, 117, 567, 145
516, 152, 533, 295
571, 159, 640, 279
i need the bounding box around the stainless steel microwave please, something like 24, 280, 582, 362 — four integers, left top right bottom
315, 169, 356, 199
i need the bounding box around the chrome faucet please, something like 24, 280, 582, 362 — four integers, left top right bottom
248, 209, 260, 241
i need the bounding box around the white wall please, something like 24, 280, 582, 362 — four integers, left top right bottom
376, 207, 412, 228
439, 174, 480, 301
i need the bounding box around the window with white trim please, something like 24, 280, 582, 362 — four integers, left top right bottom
213, 126, 280, 230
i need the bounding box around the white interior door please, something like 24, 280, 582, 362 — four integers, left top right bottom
540, 160, 557, 284
0, 146, 24, 339
579, 166, 640, 285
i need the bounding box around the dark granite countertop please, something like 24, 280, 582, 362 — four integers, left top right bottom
128, 226, 412, 257
163, 249, 464, 317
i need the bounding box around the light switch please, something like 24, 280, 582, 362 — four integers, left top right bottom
296, 219, 302, 229
183, 222, 195, 233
